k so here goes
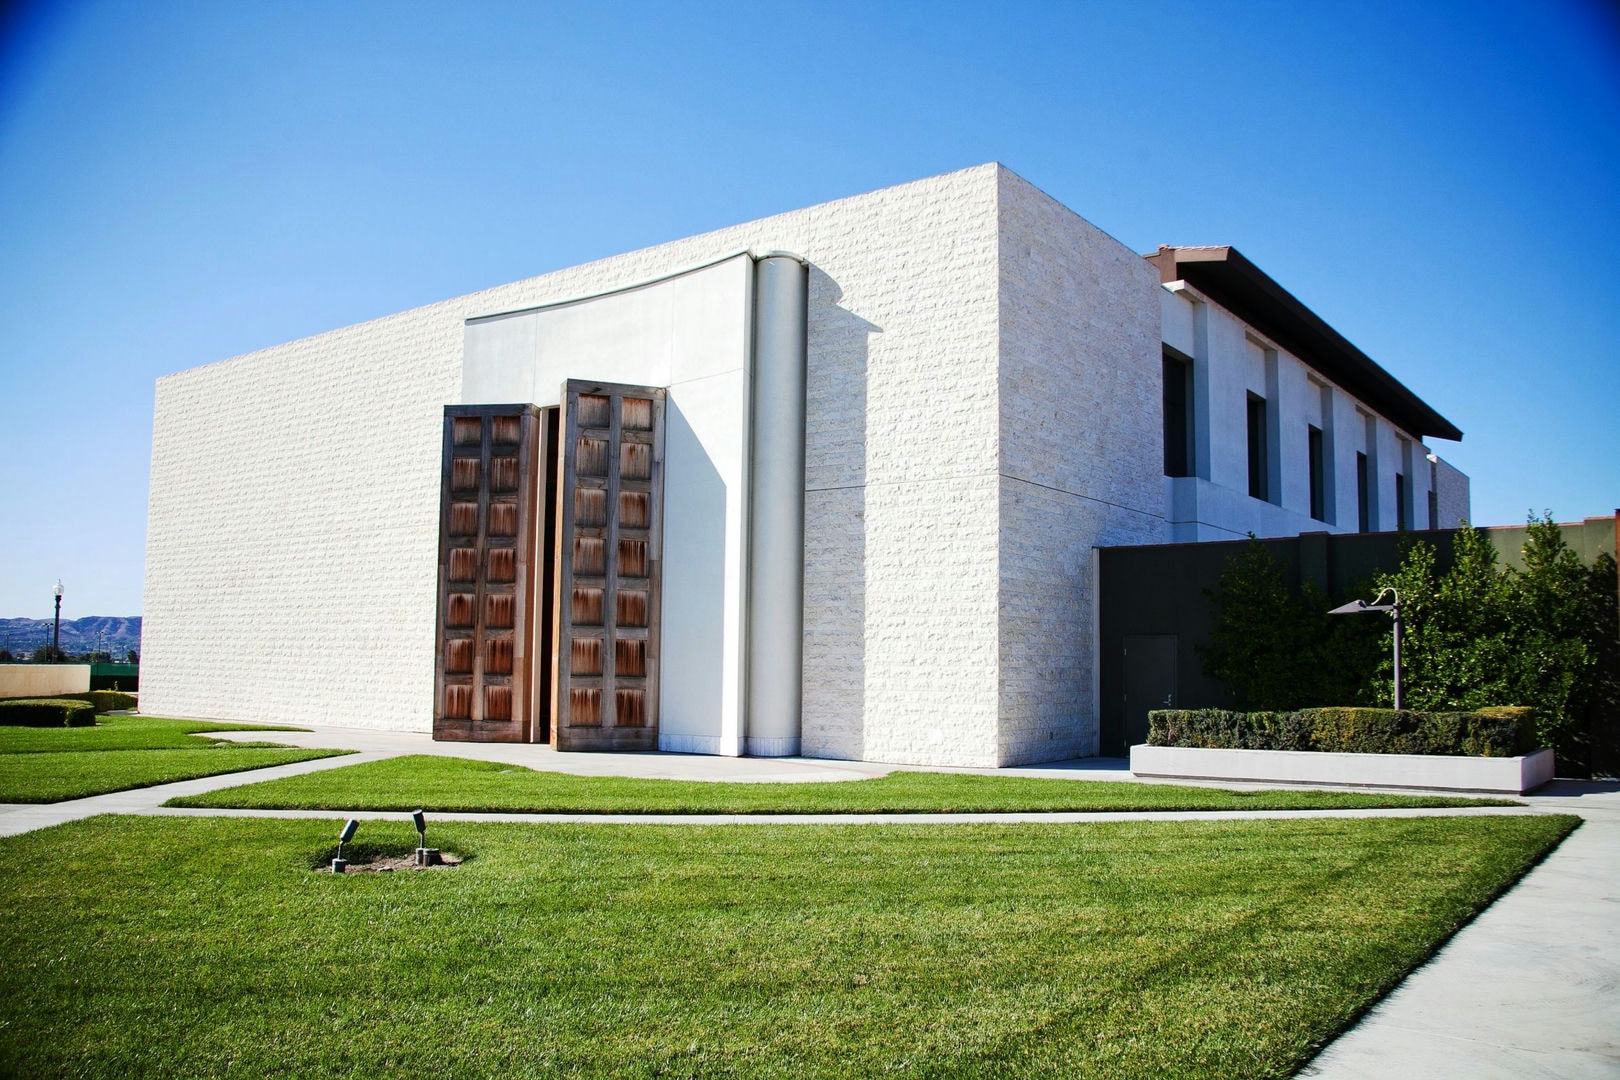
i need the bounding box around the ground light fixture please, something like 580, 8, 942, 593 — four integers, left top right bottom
1328, 587, 1402, 709
413, 809, 441, 866
332, 819, 360, 873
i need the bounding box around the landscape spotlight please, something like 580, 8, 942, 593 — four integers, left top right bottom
412, 809, 441, 867
1327, 587, 1402, 709
332, 818, 360, 874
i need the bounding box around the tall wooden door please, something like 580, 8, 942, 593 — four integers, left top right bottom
433, 405, 548, 743
551, 381, 665, 751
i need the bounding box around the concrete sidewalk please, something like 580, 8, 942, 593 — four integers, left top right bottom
1, 721, 1615, 1077
1302, 779, 1620, 1080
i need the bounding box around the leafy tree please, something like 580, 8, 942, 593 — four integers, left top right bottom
1582, 553, 1620, 776
1373, 515, 1618, 773
1199, 517, 1618, 776
1504, 515, 1597, 756
1199, 540, 1381, 710
0, 648, 12, 662
1372, 526, 1515, 713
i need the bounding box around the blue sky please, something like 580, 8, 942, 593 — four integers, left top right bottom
1, 0, 1616, 620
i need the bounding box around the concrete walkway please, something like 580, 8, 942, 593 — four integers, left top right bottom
1302, 779, 1620, 1080
1, 721, 1615, 1077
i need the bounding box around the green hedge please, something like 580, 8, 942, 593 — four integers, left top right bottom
61, 690, 138, 713
1148, 706, 1537, 758
0, 691, 136, 715
0, 698, 97, 728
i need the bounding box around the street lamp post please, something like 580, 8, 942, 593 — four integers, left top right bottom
52, 580, 63, 662
1327, 587, 1402, 709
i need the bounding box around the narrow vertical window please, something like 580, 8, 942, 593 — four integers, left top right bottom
1162, 351, 1192, 477
1395, 472, 1407, 530
1356, 452, 1370, 532
1246, 394, 1268, 501
1307, 425, 1325, 521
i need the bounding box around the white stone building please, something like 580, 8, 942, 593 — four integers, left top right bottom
143, 164, 1466, 767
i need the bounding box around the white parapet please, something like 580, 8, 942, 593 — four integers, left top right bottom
0, 664, 91, 698
1129, 743, 1556, 795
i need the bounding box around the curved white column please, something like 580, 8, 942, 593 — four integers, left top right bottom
744, 253, 808, 757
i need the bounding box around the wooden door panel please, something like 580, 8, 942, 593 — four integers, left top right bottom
551, 381, 665, 751
433, 404, 547, 744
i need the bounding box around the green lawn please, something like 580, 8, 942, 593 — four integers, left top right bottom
0, 714, 309, 754
0, 813, 1576, 1079
170, 753, 1513, 814
0, 715, 349, 802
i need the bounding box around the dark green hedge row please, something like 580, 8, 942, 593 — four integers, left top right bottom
1147, 706, 1537, 758
0, 690, 135, 714
0, 698, 97, 727
61, 690, 138, 713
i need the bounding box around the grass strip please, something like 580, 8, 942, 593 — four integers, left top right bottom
0, 747, 351, 802
0, 813, 1576, 1079
169, 754, 1512, 814
0, 714, 309, 755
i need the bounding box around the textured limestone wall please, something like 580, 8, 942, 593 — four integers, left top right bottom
145, 165, 1006, 765
994, 170, 1166, 764
1434, 456, 1472, 529
145, 299, 464, 726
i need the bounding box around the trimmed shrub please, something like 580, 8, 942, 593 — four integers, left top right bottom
0, 691, 137, 715
63, 690, 138, 713
1472, 706, 1538, 756
1146, 709, 1313, 751
1148, 706, 1535, 758
0, 698, 96, 727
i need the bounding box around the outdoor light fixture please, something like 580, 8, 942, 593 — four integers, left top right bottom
51, 580, 63, 661
412, 809, 440, 866
1328, 587, 1402, 709
332, 818, 360, 873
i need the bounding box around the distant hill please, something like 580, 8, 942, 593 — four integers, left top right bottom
0, 616, 141, 658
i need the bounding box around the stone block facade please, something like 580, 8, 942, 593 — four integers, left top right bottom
144, 163, 1464, 767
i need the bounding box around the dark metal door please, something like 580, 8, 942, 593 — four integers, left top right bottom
1123, 635, 1177, 751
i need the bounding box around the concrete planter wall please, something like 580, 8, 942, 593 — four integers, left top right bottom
1129, 743, 1556, 795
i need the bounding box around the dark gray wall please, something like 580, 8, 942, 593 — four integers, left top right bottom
1096, 514, 1620, 756
1097, 529, 1462, 756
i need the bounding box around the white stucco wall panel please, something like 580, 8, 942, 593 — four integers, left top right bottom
1160, 288, 1196, 358
462, 255, 754, 754
1160, 285, 1457, 541
658, 371, 750, 754
1165, 475, 1344, 542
